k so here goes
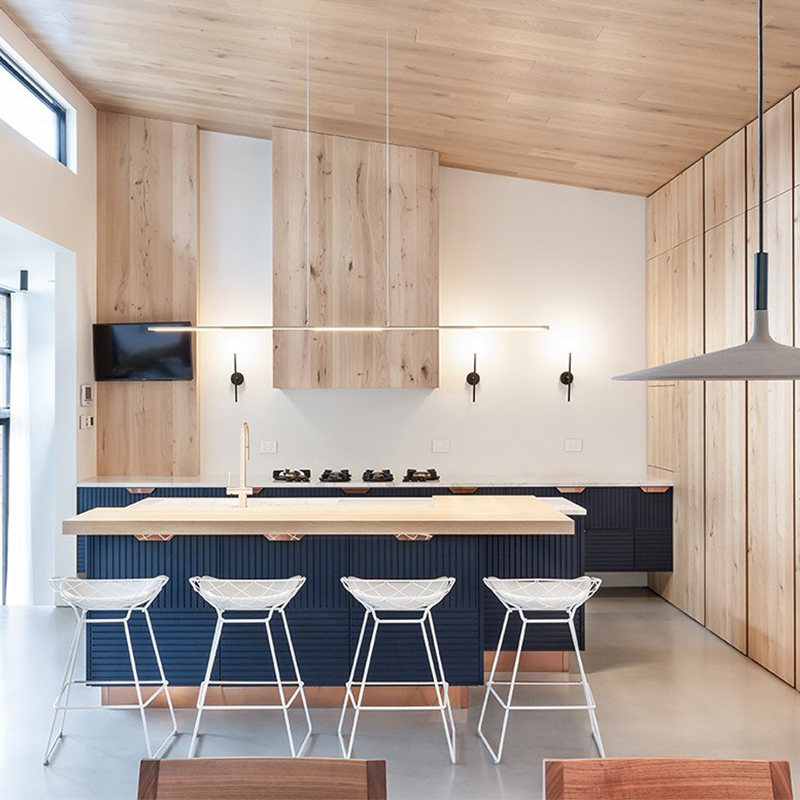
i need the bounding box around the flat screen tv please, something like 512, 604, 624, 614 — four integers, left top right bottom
93, 322, 193, 381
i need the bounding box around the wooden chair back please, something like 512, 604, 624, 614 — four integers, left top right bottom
544, 758, 792, 800
138, 757, 387, 800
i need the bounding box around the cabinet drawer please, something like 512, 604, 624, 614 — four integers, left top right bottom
634, 529, 673, 571
584, 530, 635, 571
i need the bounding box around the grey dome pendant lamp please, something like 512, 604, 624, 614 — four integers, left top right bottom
615, 0, 800, 382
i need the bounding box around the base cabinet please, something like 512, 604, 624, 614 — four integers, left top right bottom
76, 485, 672, 687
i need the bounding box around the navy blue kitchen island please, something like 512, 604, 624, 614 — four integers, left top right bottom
72, 485, 672, 691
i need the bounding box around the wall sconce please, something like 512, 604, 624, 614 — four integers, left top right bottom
230, 353, 245, 402
466, 353, 481, 402
559, 352, 574, 402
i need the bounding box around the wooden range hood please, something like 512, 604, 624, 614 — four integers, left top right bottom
271, 126, 440, 389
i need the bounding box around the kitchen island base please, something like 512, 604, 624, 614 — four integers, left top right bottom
71, 486, 672, 702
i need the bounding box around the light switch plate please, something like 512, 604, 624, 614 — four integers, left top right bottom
432, 439, 450, 453
564, 438, 583, 452
260, 440, 278, 454
80, 384, 94, 406
79, 414, 95, 430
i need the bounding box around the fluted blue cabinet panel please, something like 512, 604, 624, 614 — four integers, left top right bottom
348, 535, 483, 685
77, 486, 670, 686
87, 610, 220, 686
484, 524, 585, 652
214, 536, 352, 685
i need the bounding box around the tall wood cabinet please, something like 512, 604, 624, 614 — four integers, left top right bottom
272, 127, 439, 388
703, 131, 747, 653
648, 93, 798, 687
646, 162, 705, 624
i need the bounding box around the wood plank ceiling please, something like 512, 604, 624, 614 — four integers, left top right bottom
3, 0, 800, 195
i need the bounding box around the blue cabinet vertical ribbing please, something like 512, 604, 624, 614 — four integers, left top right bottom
77, 485, 671, 687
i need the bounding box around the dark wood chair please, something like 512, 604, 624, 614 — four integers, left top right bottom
138, 757, 387, 800
544, 758, 793, 800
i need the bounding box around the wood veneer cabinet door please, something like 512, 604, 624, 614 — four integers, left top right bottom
645, 245, 674, 474
272, 127, 438, 388
647, 385, 674, 474
646, 162, 703, 259
96, 112, 199, 476
746, 192, 795, 684
648, 236, 704, 622
704, 215, 747, 652
796, 186, 800, 688
795, 90, 800, 187
704, 130, 746, 231
649, 380, 704, 622
746, 95, 793, 210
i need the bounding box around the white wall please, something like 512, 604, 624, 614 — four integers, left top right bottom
199, 131, 647, 482
0, 221, 77, 604
0, 8, 96, 484
0, 9, 95, 598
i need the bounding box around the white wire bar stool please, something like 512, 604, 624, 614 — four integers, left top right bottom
478, 576, 604, 764
338, 576, 457, 764
187, 576, 312, 758
44, 576, 178, 765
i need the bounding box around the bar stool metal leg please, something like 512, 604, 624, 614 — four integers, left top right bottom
189, 615, 224, 758
337, 609, 369, 752
568, 616, 605, 757
476, 607, 509, 756
279, 609, 313, 754
427, 614, 457, 758
339, 611, 380, 760
265, 614, 295, 756
421, 613, 457, 763
478, 611, 527, 764
43, 610, 85, 765
144, 608, 178, 738
123, 616, 153, 756
264, 611, 312, 758
123, 613, 178, 759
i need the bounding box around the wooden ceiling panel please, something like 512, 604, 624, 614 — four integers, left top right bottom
3, 0, 800, 194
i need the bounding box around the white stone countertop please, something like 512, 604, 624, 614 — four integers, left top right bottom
77, 474, 672, 490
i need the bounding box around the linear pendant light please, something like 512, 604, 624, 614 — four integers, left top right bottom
614, 0, 800, 382
149, 324, 549, 333
151, 24, 547, 336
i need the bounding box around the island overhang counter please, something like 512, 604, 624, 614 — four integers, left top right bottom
62, 495, 576, 538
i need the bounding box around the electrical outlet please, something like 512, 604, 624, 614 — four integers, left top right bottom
432, 439, 450, 453
260, 440, 278, 454
79, 415, 95, 430
564, 438, 583, 452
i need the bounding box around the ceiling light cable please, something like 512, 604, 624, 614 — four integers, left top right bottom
305, 18, 311, 329
615, 0, 800, 381
385, 30, 391, 328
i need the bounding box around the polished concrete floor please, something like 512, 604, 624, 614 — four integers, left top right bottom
3, 589, 800, 799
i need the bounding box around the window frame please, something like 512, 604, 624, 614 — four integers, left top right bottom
0, 48, 67, 166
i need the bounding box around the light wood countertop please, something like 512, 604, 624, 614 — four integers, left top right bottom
62, 495, 575, 537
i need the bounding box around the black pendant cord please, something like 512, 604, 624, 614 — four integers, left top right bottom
755, 0, 769, 311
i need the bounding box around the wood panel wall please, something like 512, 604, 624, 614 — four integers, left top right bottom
703, 131, 747, 653
647, 93, 798, 686
646, 162, 705, 624
272, 127, 439, 388
96, 111, 199, 476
